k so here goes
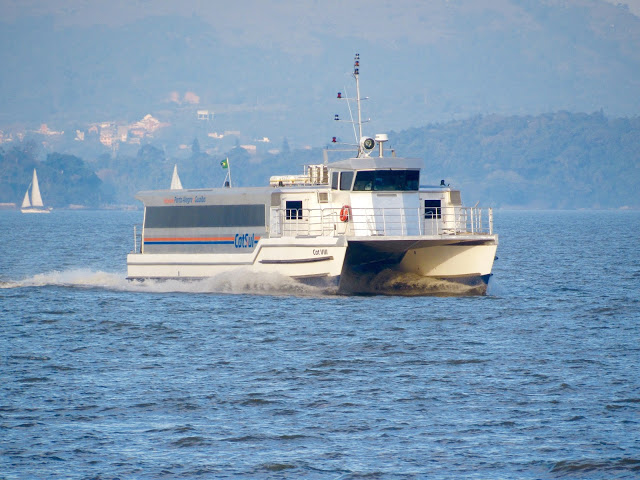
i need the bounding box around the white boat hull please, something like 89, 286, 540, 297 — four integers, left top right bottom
127, 237, 347, 283
20, 208, 51, 214
338, 236, 497, 294
398, 243, 497, 278
127, 234, 497, 294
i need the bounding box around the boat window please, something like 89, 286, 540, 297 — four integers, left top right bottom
285, 200, 303, 220
424, 200, 441, 219
340, 171, 354, 190
352, 170, 420, 191
330, 172, 339, 190
145, 204, 265, 228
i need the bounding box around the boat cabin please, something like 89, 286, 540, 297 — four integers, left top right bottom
268, 157, 469, 239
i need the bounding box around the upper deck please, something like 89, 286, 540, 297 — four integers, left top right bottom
135, 154, 494, 246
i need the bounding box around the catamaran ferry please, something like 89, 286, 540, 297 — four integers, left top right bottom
127, 55, 498, 294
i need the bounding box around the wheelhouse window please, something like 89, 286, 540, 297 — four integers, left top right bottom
424, 200, 441, 219
339, 171, 354, 190
285, 200, 303, 220
331, 172, 339, 190
331, 171, 355, 190
352, 169, 419, 191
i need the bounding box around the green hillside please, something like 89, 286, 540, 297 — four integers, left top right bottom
1, 112, 638, 209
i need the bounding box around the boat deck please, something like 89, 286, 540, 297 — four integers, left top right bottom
269, 205, 494, 239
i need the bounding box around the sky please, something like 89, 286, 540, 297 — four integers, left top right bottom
1, 0, 639, 143
3, 0, 640, 21
2, 0, 639, 49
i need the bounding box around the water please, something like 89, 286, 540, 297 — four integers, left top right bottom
1, 209, 639, 479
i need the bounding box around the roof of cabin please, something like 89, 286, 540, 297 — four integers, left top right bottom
329, 156, 423, 170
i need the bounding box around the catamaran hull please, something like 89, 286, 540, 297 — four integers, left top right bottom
127, 236, 497, 295
398, 242, 497, 277
127, 237, 347, 283
337, 238, 497, 295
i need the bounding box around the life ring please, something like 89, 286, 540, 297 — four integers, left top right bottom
339, 205, 350, 222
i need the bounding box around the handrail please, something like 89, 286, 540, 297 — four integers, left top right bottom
132, 224, 142, 253
269, 206, 493, 238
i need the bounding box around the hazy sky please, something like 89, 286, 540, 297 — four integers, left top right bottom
3, 0, 640, 23
2, 0, 638, 137
2, 0, 639, 52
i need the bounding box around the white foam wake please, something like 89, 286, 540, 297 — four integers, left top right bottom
0, 269, 331, 296
1, 269, 493, 297
1, 269, 132, 291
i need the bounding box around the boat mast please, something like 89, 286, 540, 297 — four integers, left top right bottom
334, 53, 371, 157
354, 53, 363, 145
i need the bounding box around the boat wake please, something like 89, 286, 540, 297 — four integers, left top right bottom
0, 269, 333, 297
1, 269, 128, 290
1, 269, 494, 297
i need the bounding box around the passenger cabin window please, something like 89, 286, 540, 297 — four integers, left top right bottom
285, 200, 303, 220
144, 205, 266, 228
340, 171, 354, 190
424, 200, 441, 219
352, 170, 419, 191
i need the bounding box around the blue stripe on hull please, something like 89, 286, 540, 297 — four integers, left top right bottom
145, 241, 234, 245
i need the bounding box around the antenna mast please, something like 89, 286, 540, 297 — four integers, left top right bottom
333, 53, 372, 157
354, 53, 363, 143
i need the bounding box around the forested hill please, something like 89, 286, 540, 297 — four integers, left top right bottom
389, 111, 640, 209
0, 111, 638, 210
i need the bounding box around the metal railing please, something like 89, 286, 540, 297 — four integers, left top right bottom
269, 206, 493, 238
132, 224, 142, 253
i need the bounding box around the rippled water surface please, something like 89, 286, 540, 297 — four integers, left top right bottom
1, 209, 639, 479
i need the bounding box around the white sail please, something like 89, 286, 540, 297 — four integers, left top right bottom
30, 169, 44, 207
21, 188, 31, 208
170, 164, 183, 190
21, 168, 50, 213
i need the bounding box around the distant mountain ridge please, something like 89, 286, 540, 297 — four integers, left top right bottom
1, 1, 639, 146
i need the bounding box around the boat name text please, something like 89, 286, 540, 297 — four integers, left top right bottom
313, 249, 328, 256
235, 233, 257, 248
164, 196, 207, 204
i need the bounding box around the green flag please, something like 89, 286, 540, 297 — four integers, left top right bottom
220, 158, 229, 169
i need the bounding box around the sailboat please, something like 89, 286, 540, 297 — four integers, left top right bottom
170, 164, 183, 190
21, 169, 51, 214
